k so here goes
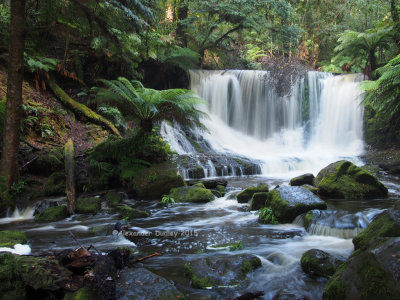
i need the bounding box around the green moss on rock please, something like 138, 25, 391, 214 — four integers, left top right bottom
216, 185, 226, 196
315, 160, 388, 199
35, 205, 69, 222
116, 206, 149, 220
44, 172, 66, 196
0, 253, 72, 299
352, 210, 400, 251
184, 263, 216, 289
0, 230, 27, 247
290, 173, 315, 186
132, 162, 185, 198
237, 184, 269, 203
76, 197, 102, 214
301, 249, 344, 278
265, 186, 327, 223
102, 191, 124, 208
169, 186, 214, 203
249, 192, 269, 211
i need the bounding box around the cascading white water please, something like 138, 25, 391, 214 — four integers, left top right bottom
163, 69, 365, 179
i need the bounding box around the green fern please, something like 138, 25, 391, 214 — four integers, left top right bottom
258, 207, 278, 224
97, 105, 127, 129
92, 77, 208, 133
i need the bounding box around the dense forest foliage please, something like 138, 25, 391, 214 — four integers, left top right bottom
0, 0, 400, 199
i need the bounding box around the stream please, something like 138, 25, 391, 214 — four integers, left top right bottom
1, 173, 398, 299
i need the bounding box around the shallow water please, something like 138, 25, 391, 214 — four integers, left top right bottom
0, 174, 398, 299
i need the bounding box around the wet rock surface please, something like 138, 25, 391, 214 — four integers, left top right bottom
116, 267, 184, 300
289, 173, 315, 187
266, 186, 327, 223
300, 249, 345, 278
184, 254, 262, 289
169, 186, 215, 203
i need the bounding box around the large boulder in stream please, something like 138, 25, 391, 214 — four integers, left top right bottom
76, 197, 102, 214
35, 205, 69, 222
131, 161, 185, 198
315, 160, 388, 199
237, 184, 269, 203
169, 186, 214, 203
184, 254, 262, 289
265, 186, 327, 223
116, 268, 184, 299
323, 209, 400, 299
290, 173, 315, 186
300, 249, 345, 278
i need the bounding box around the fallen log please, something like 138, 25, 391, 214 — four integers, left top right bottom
47, 79, 121, 136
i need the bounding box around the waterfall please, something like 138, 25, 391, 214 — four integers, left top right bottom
162, 70, 365, 179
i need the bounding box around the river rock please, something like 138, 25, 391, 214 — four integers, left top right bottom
314, 160, 388, 199
352, 209, 400, 251
169, 186, 214, 203
273, 291, 309, 300
131, 161, 185, 198
184, 254, 262, 289
102, 191, 125, 208
323, 237, 400, 299
265, 186, 327, 223
76, 197, 102, 214
289, 173, 315, 186
300, 249, 345, 278
116, 268, 184, 300
0, 230, 27, 247
249, 192, 269, 211
188, 179, 228, 189
116, 205, 149, 220
237, 184, 269, 203
0, 253, 78, 299
35, 205, 69, 222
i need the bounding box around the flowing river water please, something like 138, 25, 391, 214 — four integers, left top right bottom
1, 70, 399, 299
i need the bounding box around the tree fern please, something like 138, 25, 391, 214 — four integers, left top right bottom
361, 54, 400, 118
92, 77, 208, 133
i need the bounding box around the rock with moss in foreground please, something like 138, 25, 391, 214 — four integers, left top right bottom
0, 253, 73, 299
315, 160, 388, 199
301, 249, 345, 278
237, 184, 269, 203
76, 197, 102, 214
35, 205, 69, 222
169, 186, 215, 203
184, 254, 261, 289
116, 205, 149, 220
265, 186, 327, 223
116, 268, 184, 299
0, 230, 27, 247
132, 161, 185, 198
323, 209, 400, 299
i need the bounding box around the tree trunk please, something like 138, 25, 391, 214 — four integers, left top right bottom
0, 0, 26, 188
176, 0, 189, 47
369, 49, 377, 74
140, 119, 153, 133
64, 139, 76, 215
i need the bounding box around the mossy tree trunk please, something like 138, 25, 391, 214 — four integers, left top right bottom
64, 139, 76, 214
0, 0, 26, 189
47, 79, 121, 136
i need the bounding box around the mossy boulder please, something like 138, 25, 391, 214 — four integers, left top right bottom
64, 286, 94, 300
216, 184, 226, 196
169, 186, 214, 203
116, 268, 184, 299
265, 186, 327, 223
0, 253, 73, 299
193, 182, 206, 188
237, 184, 269, 203
323, 238, 400, 300
102, 191, 124, 208
352, 209, 400, 252
315, 160, 388, 199
43, 172, 66, 196
35, 205, 69, 222
290, 173, 315, 186
76, 197, 102, 214
26, 149, 64, 176
132, 161, 185, 198
0, 230, 27, 247
249, 192, 269, 211
116, 206, 149, 220
188, 179, 228, 189
184, 254, 261, 289
301, 249, 345, 278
